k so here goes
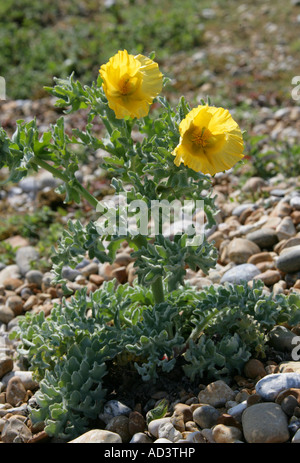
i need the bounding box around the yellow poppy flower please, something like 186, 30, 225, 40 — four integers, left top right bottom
173, 105, 244, 175
99, 50, 163, 119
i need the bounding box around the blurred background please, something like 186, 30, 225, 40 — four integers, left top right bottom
0, 0, 299, 105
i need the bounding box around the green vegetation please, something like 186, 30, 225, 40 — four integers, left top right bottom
13, 280, 300, 440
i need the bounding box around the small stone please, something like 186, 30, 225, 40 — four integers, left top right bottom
68, 429, 122, 443
6, 295, 23, 315
1, 371, 38, 391
114, 253, 134, 267
227, 238, 261, 264
129, 432, 153, 443
180, 431, 206, 443
220, 263, 260, 284
276, 246, 300, 273
197, 380, 235, 407
25, 270, 43, 287
99, 399, 132, 424
255, 373, 300, 401
290, 196, 300, 211
61, 266, 81, 282
0, 356, 13, 379
185, 421, 199, 432
148, 417, 171, 438
80, 262, 99, 277
227, 400, 248, 420
173, 403, 193, 422
89, 274, 105, 286
170, 411, 185, 432
246, 228, 279, 249
244, 359, 266, 379
247, 394, 263, 407
193, 404, 220, 428
16, 246, 39, 276
158, 421, 182, 442
292, 428, 300, 443
268, 325, 296, 352
0, 305, 15, 324
105, 415, 131, 443
1, 416, 33, 443
216, 413, 243, 430
253, 269, 281, 286
242, 402, 289, 443
248, 252, 274, 265
128, 411, 146, 435
6, 376, 27, 406
242, 177, 267, 192
2, 278, 23, 291
279, 361, 300, 374
212, 423, 243, 443
0, 265, 21, 286
23, 295, 38, 311
276, 216, 296, 241
280, 395, 299, 417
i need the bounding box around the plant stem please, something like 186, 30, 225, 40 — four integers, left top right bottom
131, 235, 165, 305
151, 276, 165, 305
31, 157, 99, 209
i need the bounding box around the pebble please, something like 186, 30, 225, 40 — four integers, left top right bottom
227, 238, 261, 264
98, 399, 132, 424
276, 246, 300, 273
25, 270, 43, 287
148, 417, 171, 438
193, 404, 220, 428
0, 356, 13, 379
220, 263, 261, 284
256, 373, 300, 401
242, 402, 289, 443
246, 228, 279, 249
68, 429, 122, 443
157, 421, 182, 442
129, 432, 153, 443
268, 325, 297, 352
197, 380, 236, 407
15, 247, 40, 276
6, 376, 27, 406
105, 415, 131, 443
212, 423, 243, 443
1, 416, 33, 443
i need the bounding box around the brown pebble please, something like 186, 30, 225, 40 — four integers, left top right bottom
275, 388, 300, 405
244, 359, 266, 379
5, 295, 23, 315
6, 377, 28, 407
128, 411, 146, 435
173, 403, 193, 422
2, 278, 24, 290
247, 394, 262, 407
216, 413, 243, 431
89, 274, 105, 286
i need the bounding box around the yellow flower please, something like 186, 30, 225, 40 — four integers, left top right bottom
99, 50, 163, 119
173, 105, 244, 176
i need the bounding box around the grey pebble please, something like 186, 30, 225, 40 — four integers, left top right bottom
256, 372, 300, 401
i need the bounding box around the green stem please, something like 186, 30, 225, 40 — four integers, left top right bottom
31, 157, 99, 209
131, 235, 165, 305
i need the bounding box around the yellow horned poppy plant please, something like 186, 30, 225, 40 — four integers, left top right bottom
99, 50, 163, 119
173, 105, 244, 176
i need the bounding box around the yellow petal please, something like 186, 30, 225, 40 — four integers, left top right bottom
99, 50, 163, 119
173, 104, 244, 175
